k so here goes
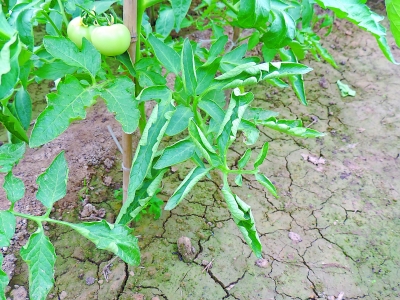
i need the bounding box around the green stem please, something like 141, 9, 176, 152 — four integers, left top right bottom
226, 169, 257, 175
41, 11, 63, 36
220, 0, 237, 14
12, 211, 77, 228
192, 96, 206, 132
57, 0, 69, 27
136, 9, 147, 134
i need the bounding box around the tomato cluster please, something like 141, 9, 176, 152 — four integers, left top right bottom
67, 17, 131, 56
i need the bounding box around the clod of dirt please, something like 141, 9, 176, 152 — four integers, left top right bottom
86, 276, 96, 285
255, 258, 269, 268
288, 232, 302, 243
80, 203, 106, 220
319, 77, 329, 88
2, 254, 16, 278
10, 286, 27, 300
177, 236, 196, 262
151, 297, 160, 300
59, 291, 68, 299
132, 294, 145, 300
103, 158, 114, 169
301, 153, 326, 165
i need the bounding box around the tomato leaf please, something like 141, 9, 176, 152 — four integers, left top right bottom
148, 34, 181, 75
260, 117, 325, 138
13, 88, 32, 130
261, 9, 296, 49
0, 143, 25, 173
36, 152, 68, 209
238, 0, 270, 28
238, 149, 252, 169
29, 76, 98, 147
171, 0, 191, 32
0, 211, 16, 247
238, 119, 259, 145
165, 105, 194, 136
34, 60, 78, 80
155, 5, 175, 37
0, 255, 10, 300
66, 220, 140, 266
165, 166, 211, 210
0, 34, 21, 100
0, 106, 28, 143
20, 228, 56, 300
117, 100, 174, 224
43, 36, 101, 78
255, 173, 278, 197
315, 0, 398, 64
254, 142, 269, 169
3, 172, 25, 204
386, 0, 400, 48
154, 139, 196, 169
181, 39, 197, 96
100, 77, 140, 134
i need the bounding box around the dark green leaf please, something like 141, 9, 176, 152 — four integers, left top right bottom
100, 77, 139, 134
254, 142, 269, 168
171, 0, 191, 31
116, 52, 136, 77
43, 37, 101, 78
165, 166, 211, 210
238, 0, 270, 28
0, 143, 25, 173
0, 211, 16, 247
255, 173, 278, 197
301, 0, 314, 28
20, 228, 56, 300
30, 76, 98, 147
181, 39, 197, 96
165, 105, 193, 136
3, 172, 24, 204
261, 10, 296, 48
14, 88, 32, 129
196, 58, 220, 95
205, 35, 228, 65
386, 0, 400, 48
155, 6, 175, 37
148, 34, 181, 75
67, 220, 140, 265
154, 139, 196, 169
0, 106, 28, 143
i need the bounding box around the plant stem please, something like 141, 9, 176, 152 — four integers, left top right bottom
57, 0, 69, 27
41, 11, 63, 36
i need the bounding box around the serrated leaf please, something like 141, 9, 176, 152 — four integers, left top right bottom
67, 220, 140, 265
315, 0, 398, 64
386, 0, 400, 48
165, 166, 211, 210
165, 105, 193, 136
255, 173, 278, 197
117, 100, 174, 224
0, 255, 9, 300
261, 9, 296, 48
171, 0, 191, 31
0, 211, 16, 247
100, 77, 139, 134
221, 184, 262, 258
261, 117, 325, 137
36, 151, 68, 208
20, 229, 56, 300
181, 39, 197, 96
29, 76, 98, 147
238, 0, 270, 28
254, 142, 269, 168
0, 143, 25, 173
148, 34, 181, 75
0, 106, 28, 143
154, 139, 196, 169
34, 60, 78, 80
238, 149, 252, 169
43, 37, 101, 77
3, 172, 25, 204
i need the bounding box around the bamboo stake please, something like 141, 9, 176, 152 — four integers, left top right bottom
122, 0, 138, 203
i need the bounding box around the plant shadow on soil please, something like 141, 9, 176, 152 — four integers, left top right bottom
1, 7, 400, 300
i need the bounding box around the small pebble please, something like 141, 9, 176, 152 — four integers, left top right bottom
86, 276, 96, 285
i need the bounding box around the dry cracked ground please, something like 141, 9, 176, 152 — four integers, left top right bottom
1, 15, 400, 300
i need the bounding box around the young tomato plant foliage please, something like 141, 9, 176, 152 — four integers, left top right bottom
0, 0, 398, 298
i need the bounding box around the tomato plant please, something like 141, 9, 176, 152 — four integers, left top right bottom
0, 0, 399, 299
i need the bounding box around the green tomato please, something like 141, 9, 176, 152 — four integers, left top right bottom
67, 17, 94, 49
90, 24, 131, 56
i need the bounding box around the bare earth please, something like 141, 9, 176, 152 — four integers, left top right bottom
1, 14, 400, 300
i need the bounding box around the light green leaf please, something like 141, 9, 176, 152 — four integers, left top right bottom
0, 106, 28, 143
205, 35, 228, 66
220, 44, 250, 72
260, 117, 325, 137
43, 37, 101, 77
315, 0, 398, 64
386, 0, 400, 48
155, 6, 175, 37
3, 172, 25, 204
165, 105, 193, 136
238, 0, 270, 28
238, 149, 252, 169
67, 220, 140, 265
336, 80, 356, 97
255, 173, 278, 197
261, 62, 313, 79
198, 99, 225, 133
243, 107, 279, 121
261, 9, 296, 49
117, 100, 174, 224
154, 139, 196, 169
165, 166, 211, 210
137, 85, 172, 102
306, 31, 338, 68
0, 143, 25, 173
14, 88, 32, 130
196, 59, 220, 95
34, 60, 78, 80
29, 76, 98, 147
0, 211, 16, 247
254, 142, 269, 168
0, 10, 15, 39
100, 77, 139, 134
20, 229, 56, 300
235, 174, 243, 186
148, 34, 181, 75
0, 34, 20, 100
171, 0, 191, 31
221, 184, 262, 258
181, 39, 197, 96
36, 151, 68, 208
239, 119, 259, 145
0, 255, 9, 300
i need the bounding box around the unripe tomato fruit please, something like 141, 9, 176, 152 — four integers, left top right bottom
67, 17, 94, 48
90, 24, 131, 56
